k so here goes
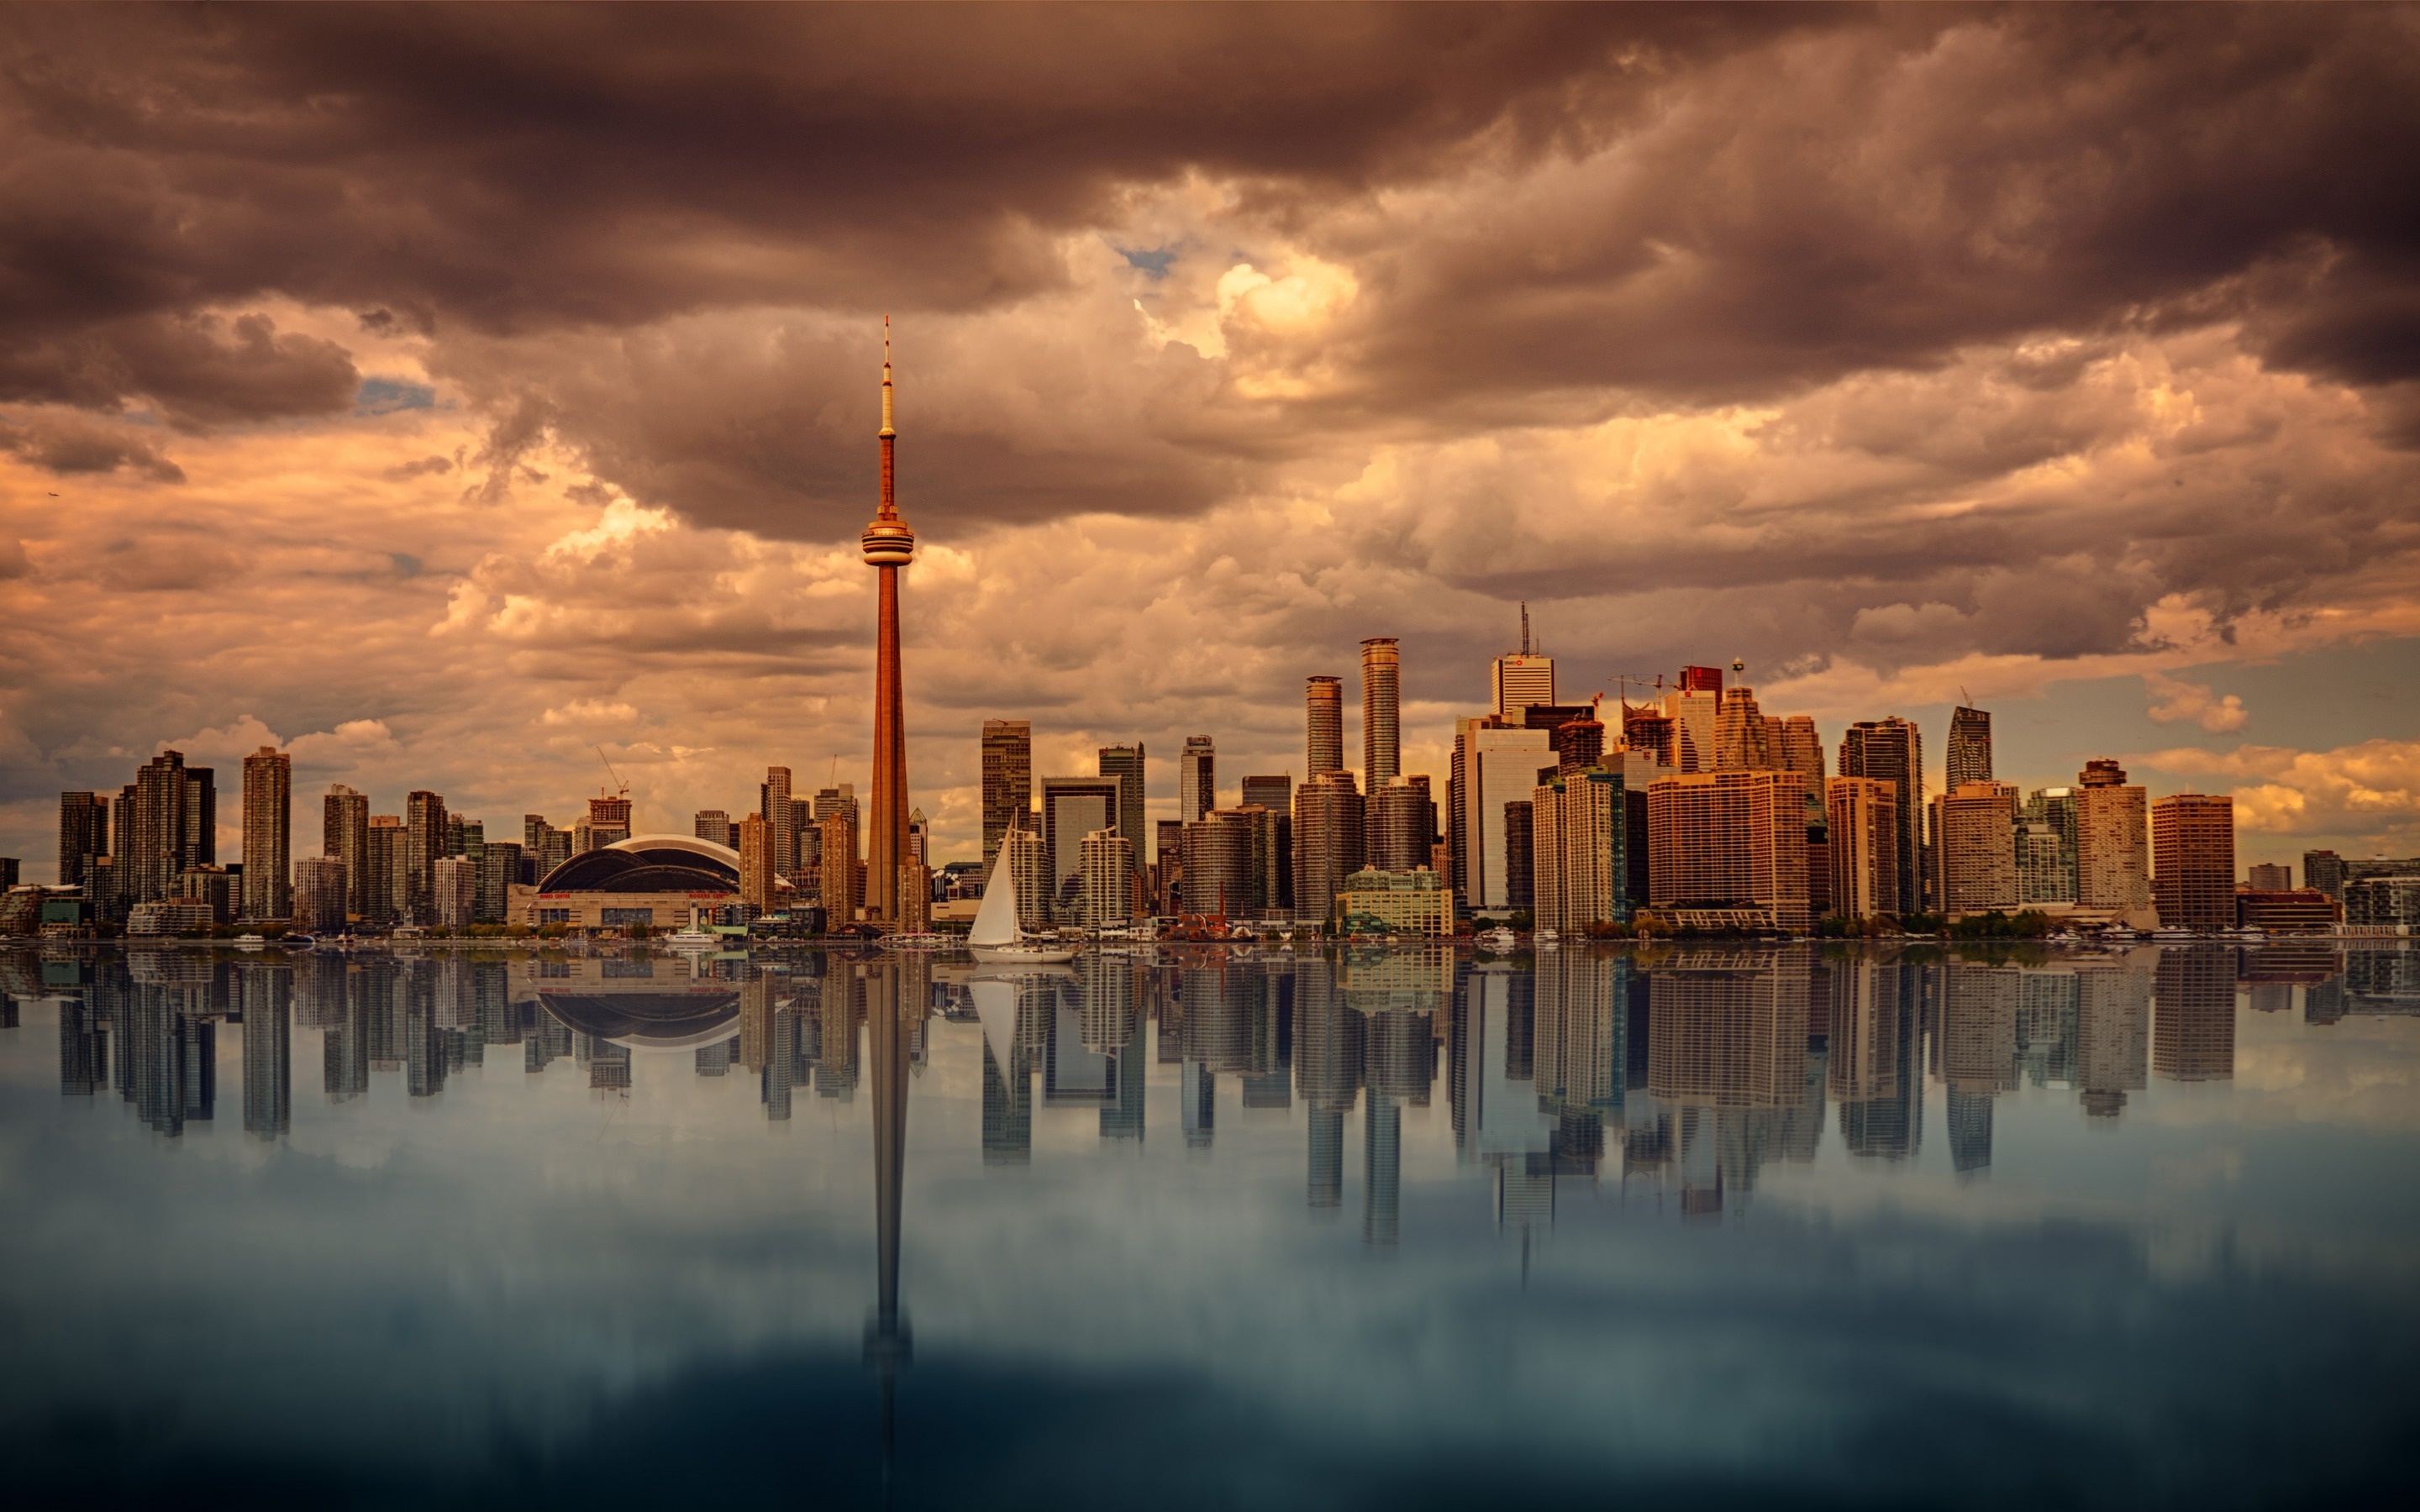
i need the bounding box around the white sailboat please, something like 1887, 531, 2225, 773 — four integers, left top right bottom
967, 846, 1078, 965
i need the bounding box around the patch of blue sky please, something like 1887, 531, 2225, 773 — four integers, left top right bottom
355, 376, 438, 416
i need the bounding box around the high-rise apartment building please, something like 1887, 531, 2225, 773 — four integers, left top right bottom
1502, 798, 1534, 909
1240, 775, 1295, 909
2017, 787, 2078, 903
1947, 705, 1992, 790
1182, 811, 1255, 917
324, 785, 370, 912
1491, 606, 1555, 718
478, 840, 520, 924
1178, 735, 1216, 823
1361, 638, 1401, 787
1839, 717, 1923, 916
2152, 793, 2236, 929
2302, 849, 2345, 900
240, 747, 291, 922
1078, 829, 1134, 927
1368, 776, 1435, 874
2075, 759, 2149, 917
1098, 744, 1147, 877
1776, 717, 1825, 826
760, 765, 795, 876
1292, 772, 1365, 924
1003, 828, 1051, 932
1826, 776, 1899, 921
404, 790, 447, 924
1039, 774, 1123, 921
2246, 862, 2291, 891
292, 856, 347, 934
818, 811, 863, 921
1932, 781, 2019, 915
433, 856, 478, 931
1306, 677, 1344, 776
129, 751, 192, 902
1454, 718, 1552, 909
737, 813, 777, 912
1529, 768, 1628, 933
523, 814, 571, 881
981, 720, 1033, 867
365, 816, 406, 925
1646, 770, 1811, 931
693, 810, 734, 849
58, 791, 108, 888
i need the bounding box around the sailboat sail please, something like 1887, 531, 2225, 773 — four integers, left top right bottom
968, 847, 1018, 948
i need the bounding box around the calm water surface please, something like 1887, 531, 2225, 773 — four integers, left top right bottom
3, 941, 2417, 1509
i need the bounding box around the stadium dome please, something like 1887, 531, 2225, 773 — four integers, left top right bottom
537, 833, 742, 894
537, 987, 743, 1049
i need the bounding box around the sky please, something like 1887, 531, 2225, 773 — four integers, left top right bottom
3, 3, 2418, 878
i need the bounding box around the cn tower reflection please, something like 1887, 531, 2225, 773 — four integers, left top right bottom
865, 955, 913, 1499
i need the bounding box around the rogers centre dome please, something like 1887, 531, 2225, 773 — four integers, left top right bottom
536, 834, 741, 894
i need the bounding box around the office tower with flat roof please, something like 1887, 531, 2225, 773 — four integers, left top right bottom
1714, 686, 1774, 771
1178, 735, 1216, 823
240, 747, 291, 921
1039, 774, 1122, 921
1947, 705, 1992, 790
59, 790, 108, 888
1305, 677, 1344, 775
1839, 717, 1923, 916
2152, 793, 2236, 929
2075, 759, 2150, 916
1664, 675, 1722, 773
183, 764, 216, 868
1646, 770, 1812, 931
1826, 776, 1899, 921
1455, 718, 1553, 910
1491, 604, 1555, 717
1503, 795, 1536, 909
1292, 772, 1365, 924
1098, 745, 1147, 878
403, 790, 446, 924
324, 785, 369, 911
1776, 716, 1825, 823
1361, 638, 1402, 786
2302, 848, 2345, 900
477, 840, 520, 924
1933, 781, 2020, 915
2153, 945, 2235, 1081
1240, 774, 1292, 813
1245, 779, 1297, 908
1079, 829, 1136, 927
292, 855, 347, 934
693, 809, 734, 848
2247, 862, 2291, 891
981, 719, 1033, 867
760, 764, 794, 874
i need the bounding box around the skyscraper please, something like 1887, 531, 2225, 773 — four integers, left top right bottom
1664, 669, 1723, 773
981, 720, 1033, 868
1645, 770, 1811, 931
1826, 776, 1899, 921
1179, 735, 1216, 823
240, 746, 291, 922
1079, 829, 1135, 927
1839, 717, 1923, 916
58, 791, 108, 888
292, 855, 347, 934
1305, 676, 1344, 776
1241, 775, 1295, 909
404, 790, 447, 924
1714, 685, 1773, 770
1455, 718, 1552, 909
1529, 767, 1628, 933
1933, 781, 2019, 915
1182, 811, 1255, 916
1039, 774, 1123, 921
1361, 638, 1401, 787
1367, 776, 1435, 874
2017, 787, 2079, 903
760, 766, 795, 878
693, 809, 734, 848
1947, 705, 1993, 790
2152, 793, 2236, 929
2075, 759, 2150, 917
1292, 772, 1365, 924
1098, 744, 1147, 878
1491, 604, 1555, 718
861, 318, 918, 926
738, 813, 778, 913
324, 785, 369, 913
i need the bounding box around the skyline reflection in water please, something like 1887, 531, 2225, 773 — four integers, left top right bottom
3, 939, 2417, 1508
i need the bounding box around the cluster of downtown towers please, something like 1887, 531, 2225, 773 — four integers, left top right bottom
961, 633, 2241, 937
34, 634, 2249, 937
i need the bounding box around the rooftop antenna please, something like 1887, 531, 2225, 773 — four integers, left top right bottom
1519, 601, 1531, 658
593, 744, 629, 801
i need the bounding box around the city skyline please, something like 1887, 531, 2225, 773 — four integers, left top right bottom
5, 8, 2420, 876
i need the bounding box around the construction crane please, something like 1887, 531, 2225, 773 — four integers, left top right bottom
593, 744, 629, 802
1597, 672, 1670, 711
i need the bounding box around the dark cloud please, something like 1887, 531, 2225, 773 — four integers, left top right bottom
0, 412, 184, 480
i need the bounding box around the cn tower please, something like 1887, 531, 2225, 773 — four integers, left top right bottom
860, 318, 916, 926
